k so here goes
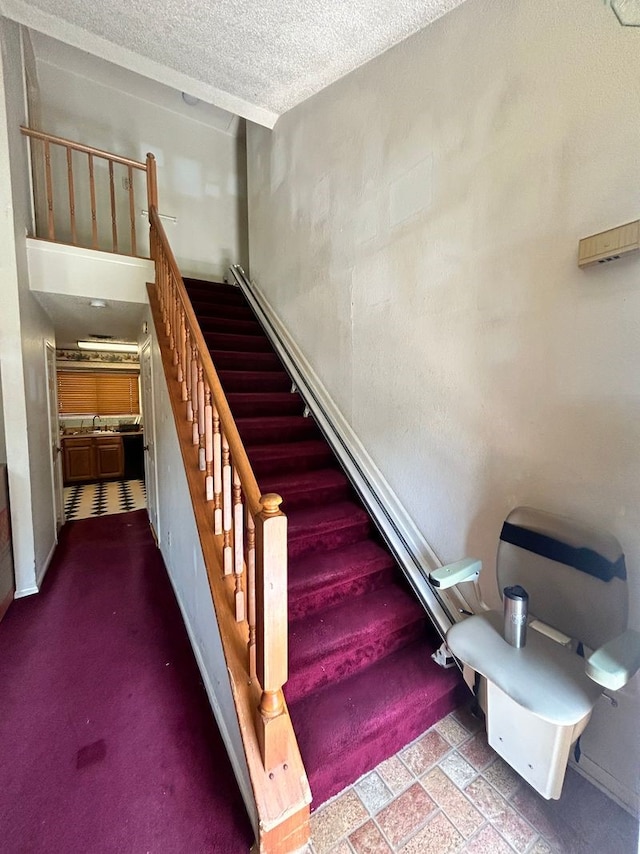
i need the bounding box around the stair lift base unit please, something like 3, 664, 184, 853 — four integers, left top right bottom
433, 507, 640, 801
487, 681, 590, 800
451, 607, 602, 800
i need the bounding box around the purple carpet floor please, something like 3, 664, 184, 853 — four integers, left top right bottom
0, 510, 253, 853
185, 278, 465, 808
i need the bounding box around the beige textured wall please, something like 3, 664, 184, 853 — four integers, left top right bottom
0, 19, 57, 593
246, 0, 640, 807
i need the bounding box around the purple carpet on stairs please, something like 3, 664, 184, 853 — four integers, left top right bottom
0, 510, 253, 854
184, 278, 466, 808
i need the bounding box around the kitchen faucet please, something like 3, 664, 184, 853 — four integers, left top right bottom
92, 414, 100, 430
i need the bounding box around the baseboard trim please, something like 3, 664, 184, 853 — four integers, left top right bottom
229, 265, 455, 639
14, 584, 38, 598
569, 753, 639, 818
15, 533, 57, 598
36, 536, 57, 590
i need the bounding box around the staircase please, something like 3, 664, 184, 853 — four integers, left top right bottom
184, 277, 464, 807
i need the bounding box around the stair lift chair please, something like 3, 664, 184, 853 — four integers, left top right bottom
429, 506, 640, 799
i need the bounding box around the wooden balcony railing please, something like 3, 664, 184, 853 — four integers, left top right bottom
20, 126, 157, 258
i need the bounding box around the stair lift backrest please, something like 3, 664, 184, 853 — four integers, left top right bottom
497, 506, 628, 652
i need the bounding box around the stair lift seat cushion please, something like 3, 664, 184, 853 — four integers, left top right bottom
447, 610, 603, 727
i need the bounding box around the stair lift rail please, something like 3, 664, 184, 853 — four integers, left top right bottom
227, 264, 469, 642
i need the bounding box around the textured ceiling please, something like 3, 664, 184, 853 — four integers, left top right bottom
2, 0, 468, 126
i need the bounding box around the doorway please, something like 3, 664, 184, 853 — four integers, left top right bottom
45, 340, 64, 533
140, 338, 159, 539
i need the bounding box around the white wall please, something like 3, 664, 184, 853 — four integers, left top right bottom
0, 372, 6, 465
246, 0, 640, 810
0, 18, 57, 594
27, 238, 153, 302
34, 42, 247, 279
145, 308, 257, 836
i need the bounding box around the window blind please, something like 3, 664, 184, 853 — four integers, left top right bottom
57, 371, 140, 416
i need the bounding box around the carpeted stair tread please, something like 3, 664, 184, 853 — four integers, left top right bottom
260, 468, 350, 512
248, 439, 334, 477
203, 331, 274, 353
197, 316, 264, 336
288, 540, 396, 618
286, 500, 371, 557
210, 350, 282, 372
184, 279, 246, 303
188, 301, 256, 322
226, 392, 303, 418
285, 585, 426, 703
217, 369, 292, 393
183, 278, 226, 290
288, 638, 466, 807
236, 415, 321, 445
188, 294, 251, 313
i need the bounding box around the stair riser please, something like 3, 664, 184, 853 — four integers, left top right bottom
226, 394, 303, 418
303, 683, 467, 808
203, 333, 273, 353
198, 317, 265, 337
211, 351, 281, 372
218, 372, 292, 393
250, 448, 335, 478
289, 564, 397, 621
287, 518, 371, 559
184, 282, 246, 305
285, 620, 425, 705
276, 480, 352, 512
188, 302, 257, 322
238, 419, 320, 446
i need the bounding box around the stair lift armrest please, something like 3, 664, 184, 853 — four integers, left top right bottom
585, 629, 640, 691
429, 558, 482, 590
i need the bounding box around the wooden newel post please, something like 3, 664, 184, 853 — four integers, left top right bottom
146, 152, 158, 212
255, 493, 289, 772
146, 153, 158, 263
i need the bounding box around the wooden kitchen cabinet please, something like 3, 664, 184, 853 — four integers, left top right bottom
63, 437, 95, 483
95, 437, 124, 479
62, 435, 124, 484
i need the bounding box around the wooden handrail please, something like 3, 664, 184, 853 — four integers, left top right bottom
20, 126, 147, 170
20, 126, 154, 258
149, 208, 262, 515
147, 203, 310, 851
147, 278, 310, 852
150, 202, 294, 751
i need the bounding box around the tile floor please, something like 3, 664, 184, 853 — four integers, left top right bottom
64, 479, 146, 520
307, 706, 639, 854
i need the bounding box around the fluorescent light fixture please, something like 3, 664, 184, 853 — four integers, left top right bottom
89, 299, 107, 308
77, 340, 138, 354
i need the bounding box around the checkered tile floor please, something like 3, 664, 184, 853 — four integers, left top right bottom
64, 479, 146, 521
